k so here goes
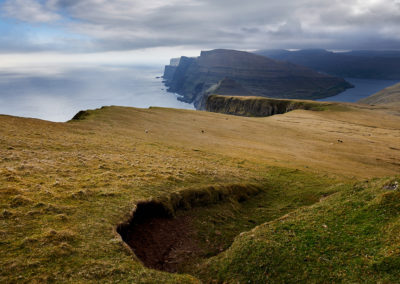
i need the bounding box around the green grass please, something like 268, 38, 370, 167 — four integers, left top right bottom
173, 168, 341, 274
198, 177, 400, 283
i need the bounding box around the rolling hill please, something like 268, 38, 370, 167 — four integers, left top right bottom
1, 102, 400, 282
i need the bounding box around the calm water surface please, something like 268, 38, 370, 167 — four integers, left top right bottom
318, 78, 400, 102
0, 65, 193, 122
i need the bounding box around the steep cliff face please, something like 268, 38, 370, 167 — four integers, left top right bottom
206, 95, 333, 117
162, 58, 181, 82
164, 56, 197, 95
163, 49, 353, 109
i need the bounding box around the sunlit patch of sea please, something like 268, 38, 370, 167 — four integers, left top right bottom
0, 64, 193, 122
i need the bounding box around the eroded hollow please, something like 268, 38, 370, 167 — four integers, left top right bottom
116, 171, 337, 278
117, 184, 262, 272
117, 201, 198, 272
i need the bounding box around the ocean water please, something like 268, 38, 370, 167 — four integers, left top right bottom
0, 65, 193, 122
1, 66, 398, 123
318, 78, 400, 103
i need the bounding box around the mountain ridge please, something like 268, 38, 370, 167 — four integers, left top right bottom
163, 49, 352, 108
256, 49, 400, 79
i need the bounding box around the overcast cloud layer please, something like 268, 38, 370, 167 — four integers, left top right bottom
1, 0, 400, 53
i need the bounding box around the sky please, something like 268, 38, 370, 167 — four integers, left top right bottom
0, 0, 400, 63
0, 0, 399, 121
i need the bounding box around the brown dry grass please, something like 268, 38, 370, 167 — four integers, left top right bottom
0, 103, 399, 282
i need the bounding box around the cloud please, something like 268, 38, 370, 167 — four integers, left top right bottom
1, 0, 400, 51
2, 0, 61, 23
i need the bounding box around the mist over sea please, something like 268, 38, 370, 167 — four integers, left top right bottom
0, 64, 193, 122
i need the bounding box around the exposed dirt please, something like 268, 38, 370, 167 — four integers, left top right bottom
116, 184, 263, 272
126, 215, 199, 272
117, 202, 200, 272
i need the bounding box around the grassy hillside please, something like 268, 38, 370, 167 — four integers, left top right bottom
200, 177, 400, 283
359, 82, 400, 105
1, 104, 400, 282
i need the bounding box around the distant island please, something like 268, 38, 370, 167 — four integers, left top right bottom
256, 49, 400, 80
163, 49, 353, 109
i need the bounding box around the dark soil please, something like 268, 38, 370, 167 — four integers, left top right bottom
117, 202, 200, 272
127, 215, 199, 272
116, 185, 262, 272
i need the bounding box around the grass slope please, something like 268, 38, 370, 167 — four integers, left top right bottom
200, 177, 400, 283
359, 82, 400, 106
1, 103, 399, 282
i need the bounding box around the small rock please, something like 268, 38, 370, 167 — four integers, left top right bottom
383, 181, 399, 191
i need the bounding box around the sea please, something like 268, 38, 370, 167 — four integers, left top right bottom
318, 78, 399, 102
0, 65, 398, 122
0, 65, 193, 122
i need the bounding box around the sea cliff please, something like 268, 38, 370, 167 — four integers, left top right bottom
163, 49, 353, 109
205, 95, 332, 117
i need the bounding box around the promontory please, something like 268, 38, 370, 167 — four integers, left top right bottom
163, 49, 353, 109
